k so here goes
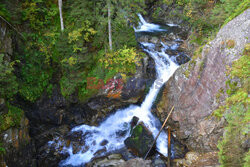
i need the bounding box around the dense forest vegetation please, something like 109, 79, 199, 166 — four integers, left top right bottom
0, 0, 249, 166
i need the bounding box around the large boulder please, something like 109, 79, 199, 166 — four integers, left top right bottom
154, 9, 250, 151
124, 122, 154, 157
0, 117, 37, 167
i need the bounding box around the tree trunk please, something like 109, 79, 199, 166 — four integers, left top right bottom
58, 0, 64, 31
108, 1, 112, 51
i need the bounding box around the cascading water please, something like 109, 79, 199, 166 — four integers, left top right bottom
134, 14, 167, 32
58, 15, 180, 167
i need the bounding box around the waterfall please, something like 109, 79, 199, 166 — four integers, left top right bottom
57, 15, 180, 167
134, 14, 167, 32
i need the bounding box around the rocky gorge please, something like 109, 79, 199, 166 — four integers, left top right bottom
0, 2, 249, 167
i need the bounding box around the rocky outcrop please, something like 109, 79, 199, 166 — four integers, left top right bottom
154, 9, 250, 152
124, 122, 154, 157
174, 151, 219, 167
87, 155, 152, 167
86, 154, 125, 167
0, 116, 36, 167
119, 158, 152, 167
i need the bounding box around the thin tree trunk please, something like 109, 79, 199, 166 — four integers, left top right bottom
58, 0, 64, 31
108, 1, 112, 51
167, 127, 171, 167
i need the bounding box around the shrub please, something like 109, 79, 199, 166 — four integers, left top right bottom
0, 103, 24, 133
0, 54, 18, 99
216, 44, 250, 166
217, 105, 249, 167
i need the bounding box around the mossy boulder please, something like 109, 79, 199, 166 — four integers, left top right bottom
124, 122, 154, 157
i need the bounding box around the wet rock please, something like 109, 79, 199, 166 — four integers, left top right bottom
100, 140, 109, 146
150, 37, 159, 44
124, 122, 154, 157
37, 146, 70, 167
168, 32, 178, 41
172, 137, 188, 159
72, 141, 83, 154
65, 131, 83, 142
94, 147, 107, 156
121, 54, 156, 104
130, 116, 139, 128
66, 140, 71, 147
1, 116, 36, 167
114, 147, 136, 160
175, 53, 190, 65
87, 154, 125, 167
82, 145, 90, 154
165, 49, 178, 56
174, 151, 219, 167
119, 158, 152, 167
116, 130, 128, 138
137, 35, 150, 43
151, 155, 166, 167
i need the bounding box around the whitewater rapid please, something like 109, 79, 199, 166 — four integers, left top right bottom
59, 15, 179, 166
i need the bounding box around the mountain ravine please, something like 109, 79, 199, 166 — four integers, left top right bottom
0, 3, 249, 167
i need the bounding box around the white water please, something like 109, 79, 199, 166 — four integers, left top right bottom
59, 15, 180, 167
134, 14, 167, 32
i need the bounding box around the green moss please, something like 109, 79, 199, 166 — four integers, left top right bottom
199, 60, 205, 72
0, 143, 5, 155
133, 125, 143, 136
184, 69, 190, 78
215, 88, 224, 103
0, 54, 18, 99
218, 105, 249, 167
223, 0, 250, 26
173, 0, 249, 45
0, 103, 24, 133
215, 44, 250, 165
243, 150, 250, 167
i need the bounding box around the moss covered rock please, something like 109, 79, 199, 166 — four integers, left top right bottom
124, 122, 154, 157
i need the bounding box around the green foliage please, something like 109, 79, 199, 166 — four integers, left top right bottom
0, 0, 146, 103
0, 54, 18, 99
68, 21, 97, 53
174, 0, 250, 45
0, 4, 10, 20
230, 54, 250, 80
17, 47, 53, 102
223, 0, 250, 26
244, 150, 250, 167
217, 105, 249, 167
0, 143, 5, 155
22, 0, 59, 31
215, 45, 250, 166
99, 46, 141, 77
0, 103, 24, 133
60, 46, 143, 101
213, 45, 249, 118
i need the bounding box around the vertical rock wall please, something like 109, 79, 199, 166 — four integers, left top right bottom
155, 9, 250, 152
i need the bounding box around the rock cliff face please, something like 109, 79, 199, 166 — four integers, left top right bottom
0, 19, 36, 167
154, 9, 250, 152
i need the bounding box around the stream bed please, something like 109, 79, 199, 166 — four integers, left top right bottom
50, 15, 188, 167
